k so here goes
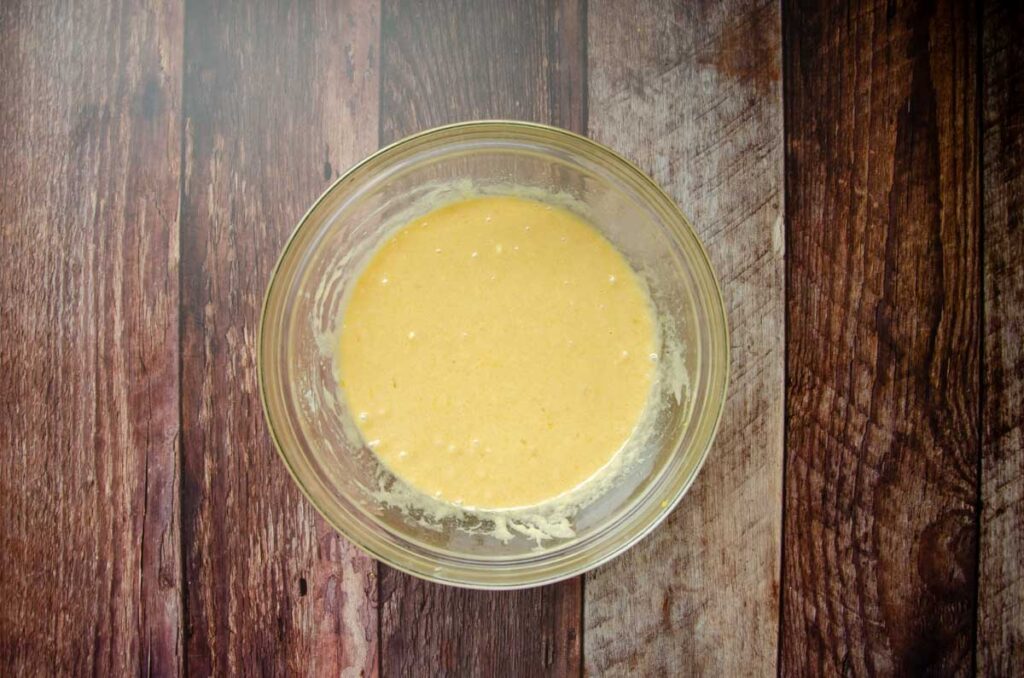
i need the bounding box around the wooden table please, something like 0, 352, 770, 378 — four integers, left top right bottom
2, 1, 1020, 675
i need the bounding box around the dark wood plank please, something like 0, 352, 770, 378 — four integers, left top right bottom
379, 0, 585, 139
379, 579, 581, 677
980, 2, 1024, 674
179, 1, 380, 674
782, 0, 980, 674
584, 0, 785, 674
0, 0, 183, 673
377, 1, 584, 675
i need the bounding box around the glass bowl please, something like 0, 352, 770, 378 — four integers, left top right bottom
258, 121, 728, 589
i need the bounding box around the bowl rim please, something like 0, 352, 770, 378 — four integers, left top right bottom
257, 119, 730, 589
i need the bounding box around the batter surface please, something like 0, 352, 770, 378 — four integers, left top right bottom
337, 196, 656, 509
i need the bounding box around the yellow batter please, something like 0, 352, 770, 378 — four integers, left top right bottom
337, 196, 656, 509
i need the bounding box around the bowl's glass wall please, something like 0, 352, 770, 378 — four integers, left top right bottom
259, 123, 728, 587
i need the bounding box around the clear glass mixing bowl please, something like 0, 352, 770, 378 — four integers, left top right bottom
258, 121, 728, 588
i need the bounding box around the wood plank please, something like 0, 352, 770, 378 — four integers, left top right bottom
980, 2, 1024, 674
782, 0, 980, 674
179, 1, 379, 674
379, 0, 585, 139
0, 0, 184, 673
583, 1, 785, 674
377, 1, 584, 675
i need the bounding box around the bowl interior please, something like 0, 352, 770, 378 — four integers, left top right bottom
259, 122, 728, 588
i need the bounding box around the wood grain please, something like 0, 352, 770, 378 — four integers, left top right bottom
6, 0, 1022, 672
782, 0, 980, 674
584, 0, 785, 675
0, 0, 183, 674
379, 0, 586, 139
179, 1, 379, 674
377, 1, 585, 675
980, 2, 1024, 674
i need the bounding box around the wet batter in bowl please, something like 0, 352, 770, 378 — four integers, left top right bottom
336, 196, 656, 509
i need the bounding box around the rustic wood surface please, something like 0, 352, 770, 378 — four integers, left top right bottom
584, 0, 785, 675
0, 1, 184, 674
981, 2, 1024, 675
1, 1, 1021, 676
783, 0, 980, 674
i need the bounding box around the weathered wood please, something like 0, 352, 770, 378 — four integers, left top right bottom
179, 1, 379, 674
379, 576, 581, 677
379, 0, 586, 138
782, 0, 980, 674
377, 1, 585, 675
9, 0, 1022, 672
0, 0, 184, 674
584, 0, 785, 674
980, 2, 1024, 674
